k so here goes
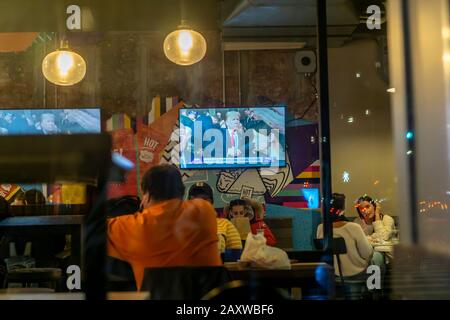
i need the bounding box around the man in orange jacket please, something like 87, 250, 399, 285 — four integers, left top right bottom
107, 164, 221, 290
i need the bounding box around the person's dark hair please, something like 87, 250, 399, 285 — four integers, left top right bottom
24, 189, 46, 205
226, 198, 261, 222
356, 195, 374, 218
106, 195, 141, 218
229, 199, 246, 210
188, 182, 214, 204
0, 196, 9, 219
141, 164, 185, 202
330, 193, 345, 212
330, 193, 348, 222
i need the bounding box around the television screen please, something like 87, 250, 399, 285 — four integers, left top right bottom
0, 108, 101, 205
302, 188, 320, 209
179, 106, 286, 169
0, 108, 101, 135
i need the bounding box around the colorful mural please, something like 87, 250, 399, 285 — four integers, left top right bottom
105, 102, 321, 212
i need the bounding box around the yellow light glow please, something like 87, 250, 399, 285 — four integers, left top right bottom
56, 51, 74, 77
163, 28, 207, 66
42, 49, 86, 86
178, 31, 193, 55
443, 27, 450, 39
444, 53, 450, 62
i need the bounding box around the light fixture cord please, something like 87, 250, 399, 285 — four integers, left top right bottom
60, 37, 69, 49
180, 0, 188, 27
55, 33, 58, 108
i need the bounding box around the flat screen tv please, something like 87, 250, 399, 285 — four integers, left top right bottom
0, 108, 102, 204
0, 108, 101, 135
179, 106, 286, 169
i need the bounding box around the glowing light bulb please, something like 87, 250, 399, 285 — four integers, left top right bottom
163, 27, 207, 66
177, 31, 193, 55
42, 48, 86, 86
56, 51, 74, 77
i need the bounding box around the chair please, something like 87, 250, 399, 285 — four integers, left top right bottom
314, 238, 368, 300
265, 218, 293, 250
142, 266, 232, 300
202, 280, 290, 300
106, 257, 136, 291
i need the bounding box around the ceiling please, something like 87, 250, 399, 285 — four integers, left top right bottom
0, 0, 386, 47
221, 0, 386, 47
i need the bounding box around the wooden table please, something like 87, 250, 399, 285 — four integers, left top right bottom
224, 262, 334, 299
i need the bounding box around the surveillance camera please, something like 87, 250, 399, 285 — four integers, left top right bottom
295, 51, 316, 73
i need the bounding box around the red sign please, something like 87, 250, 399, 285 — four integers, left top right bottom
108, 128, 138, 199
136, 126, 167, 193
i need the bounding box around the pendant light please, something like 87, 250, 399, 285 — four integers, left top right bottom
42, 39, 86, 86
163, 0, 207, 66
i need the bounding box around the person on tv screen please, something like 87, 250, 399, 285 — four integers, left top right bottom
60, 109, 100, 133
211, 114, 222, 130
222, 111, 254, 161
243, 108, 285, 164
251, 129, 283, 162
0, 111, 34, 135
180, 110, 203, 165
179, 124, 192, 167
243, 108, 269, 132
34, 112, 60, 135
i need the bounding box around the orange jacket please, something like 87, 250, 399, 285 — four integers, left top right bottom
107, 198, 221, 290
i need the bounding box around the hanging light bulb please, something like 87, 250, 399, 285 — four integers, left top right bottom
163, 20, 207, 66
42, 40, 86, 86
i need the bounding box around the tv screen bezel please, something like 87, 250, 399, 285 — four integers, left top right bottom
0, 107, 102, 135
178, 105, 287, 170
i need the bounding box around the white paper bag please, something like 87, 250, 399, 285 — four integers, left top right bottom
240, 233, 291, 269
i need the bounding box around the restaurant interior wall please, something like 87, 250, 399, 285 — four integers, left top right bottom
328, 38, 397, 217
